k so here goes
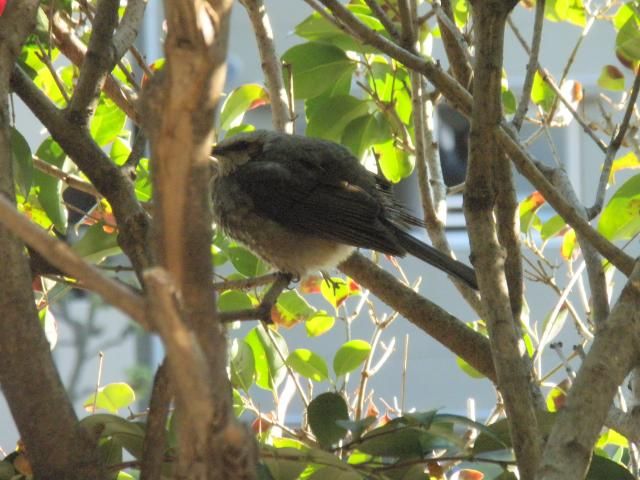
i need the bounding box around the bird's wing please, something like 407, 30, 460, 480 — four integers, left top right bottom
231, 159, 406, 255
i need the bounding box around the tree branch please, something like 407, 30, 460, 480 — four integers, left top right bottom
0, 2, 101, 478
240, 0, 293, 133
434, 0, 472, 86
535, 163, 609, 326
140, 360, 172, 480
50, 13, 140, 123
465, 3, 540, 479
539, 263, 640, 480
67, 0, 122, 121
339, 253, 496, 383
510, 0, 545, 131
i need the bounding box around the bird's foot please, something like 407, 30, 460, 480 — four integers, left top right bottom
321, 271, 341, 296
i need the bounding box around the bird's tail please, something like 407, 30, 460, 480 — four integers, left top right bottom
394, 229, 478, 290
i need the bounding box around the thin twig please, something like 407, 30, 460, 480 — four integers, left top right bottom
589, 68, 640, 218
510, 0, 545, 130
363, 0, 400, 40
239, 0, 293, 133
33, 157, 101, 198
213, 272, 281, 292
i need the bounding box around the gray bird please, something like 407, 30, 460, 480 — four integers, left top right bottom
210, 130, 478, 289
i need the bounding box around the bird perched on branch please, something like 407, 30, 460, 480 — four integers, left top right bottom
210, 130, 478, 290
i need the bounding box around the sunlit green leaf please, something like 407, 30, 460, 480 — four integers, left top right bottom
273, 290, 316, 327
230, 339, 255, 391
598, 65, 626, 91
531, 71, 556, 112
38, 307, 58, 350
320, 277, 350, 310
541, 214, 567, 240
220, 84, 269, 131
375, 139, 413, 183
306, 95, 371, 142
287, 349, 329, 381
83, 383, 136, 413
598, 173, 640, 240
227, 245, 269, 277
295, 5, 388, 53
282, 43, 355, 99
218, 290, 254, 312
90, 98, 127, 146
616, 14, 640, 62
245, 326, 288, 391
333, 339, 371, 376
305, 311, 335, 337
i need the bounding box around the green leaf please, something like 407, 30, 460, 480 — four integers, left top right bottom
110, 137, 132, 166
333, 339, 371, 376
273, 290, 316, 327
295, 6, 388, 53
218, 290, 254, 312
282, 42, 355, 99
375, 139, 413, 183
261, 445, 309, 480
614, 2, 640, 31
227, 245, 269, 277
531, 71, 556, 112
545, 380, 569, 412
34, 138, 67, 233
587, 453, 634, 480
609, 151, 640, 183
245, 326, 288, 391
287, 349, 329, 381
474, 411, 556, 454
519, 191, 545, 233
541, 214, 567, 240
453, 0, 470, 26
72, 223, 121, 262
341, 113, 391, 159
230, 339, 255, 391
616, 15, 640, 62
307, 392, 349, 447
97, 437, 123, 469
545, 0, 587, 26
320, 277, 350, 309
233, 388, 245, 417
83, 383, 136, 413
305, 311, 335, 337
80, 414, 145, 459
598, 173, 640, 240
38, 307, 58, 350
10, 127, 33, 197
225, 123, 257, 139
90, 98, 127, 146
220, 84, 269, 131
306, 95, 371, 142
456, 356, 485, 379
502, 88, 517, 115
598, 65, 626, 91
